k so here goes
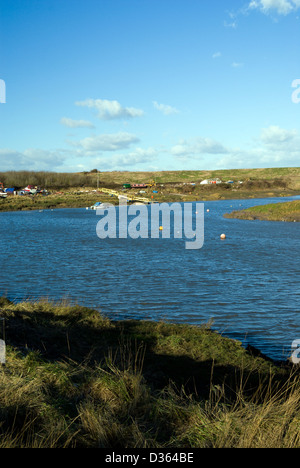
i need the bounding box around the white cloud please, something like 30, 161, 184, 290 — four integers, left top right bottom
212, 52, 222, 59
0, 143, 158, 173
0, 148, 66, 171
90, 147, 158, 170
153, 101, 179, 115
171, 138, 229, 158
224, 20, 237, 28
216, 146, 300, 168
260, 125, 298, 144
168, 125, 300, 169
224, 0, 300, 29
60, 117, 95, 129
216, 125, 300, 168
248, 0, 300, 15
232, 62, 244, 68
75, 99, 144, 120
70, 132, 139, 152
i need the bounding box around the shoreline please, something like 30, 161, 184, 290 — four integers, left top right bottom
1, 189, 300, 213
0, 295, 289, 366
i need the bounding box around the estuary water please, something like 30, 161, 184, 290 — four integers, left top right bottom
0, 195, 299, 361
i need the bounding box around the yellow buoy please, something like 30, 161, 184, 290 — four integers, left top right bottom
159, 226, 163, 231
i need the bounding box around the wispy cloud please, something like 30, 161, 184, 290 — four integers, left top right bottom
60, 117, 95, 129
231, 62, 244, 68
224, 0, 300, 30
171, 137, 228, 159
75, 99, 144, 120
69, 132, 140, 152
213, 125, 300, 169
260, 125, 299, 145
248, 0, 300, 15
0, 148, 67, 171
153, 101, 179, 115
90, 147, 159, 170
224, 19, 237, 28
212, 52, 222, 59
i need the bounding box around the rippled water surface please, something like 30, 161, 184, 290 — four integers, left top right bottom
0, 196, 299, 360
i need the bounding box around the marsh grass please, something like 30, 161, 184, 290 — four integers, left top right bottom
0, 298, 299, 448
225, 200, 300, 222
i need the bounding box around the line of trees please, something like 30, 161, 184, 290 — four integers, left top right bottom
0, 171, 91, 189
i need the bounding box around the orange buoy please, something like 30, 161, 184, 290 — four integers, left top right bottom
220, 233, 226, 240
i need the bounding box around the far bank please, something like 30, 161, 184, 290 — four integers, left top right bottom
224, 200, 300, 222
0, 167, 299, 212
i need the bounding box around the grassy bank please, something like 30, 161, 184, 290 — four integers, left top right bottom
224, 200, 300, 222
0, 192, 115, 212
0, 297, 299, 448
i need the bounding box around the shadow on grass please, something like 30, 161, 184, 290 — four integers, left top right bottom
1, 299, 294, 404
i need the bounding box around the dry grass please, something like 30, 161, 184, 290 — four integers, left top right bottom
0, 298, 299, 448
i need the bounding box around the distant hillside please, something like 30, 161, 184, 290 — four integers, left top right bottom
90, 167, 300, 190
0, 167, 299, 190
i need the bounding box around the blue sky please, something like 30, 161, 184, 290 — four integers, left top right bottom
0, 0, 299, 172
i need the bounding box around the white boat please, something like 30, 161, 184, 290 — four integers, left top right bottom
87, 202, 113, 210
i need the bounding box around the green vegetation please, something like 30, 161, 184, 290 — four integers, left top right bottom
0, 171, 89, 190
0, 167, 299, 212
0, 297, 299, 448
224, 200, 300, 222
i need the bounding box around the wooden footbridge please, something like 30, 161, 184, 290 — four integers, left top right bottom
99, 187, 152, 204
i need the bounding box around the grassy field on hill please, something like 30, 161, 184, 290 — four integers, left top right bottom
94, 166, 300, 187
0, 167, 299, 212
1, 167, 299, 189
0, 297, 299, 448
